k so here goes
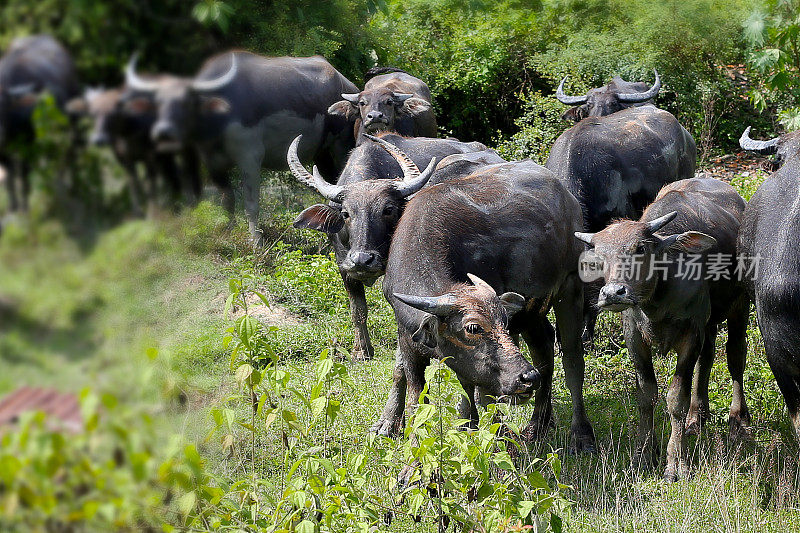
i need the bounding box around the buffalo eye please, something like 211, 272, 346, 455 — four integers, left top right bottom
464, 323, 483, 335
383, 205, 396, 217
341, 210, 350, 220
635, 243, 646, 255
359, 101, 366, 107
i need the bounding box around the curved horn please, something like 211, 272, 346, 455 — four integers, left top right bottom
645, 211, 678, 234
394, 157, 438, 198
739, 126, 780, 154
393, 292, 458, 317
342, 93, 360, 103
617, 69, 661, 103
6, 83, 36, 97
466, 273, 497, 295
392, 92, 414, 103
191, 53, 238, 92
363, 133, 421, 180
555, 76, 588, 105
125, 53, 160, 93
286, 135, 345, 202
574, 232, 595, 245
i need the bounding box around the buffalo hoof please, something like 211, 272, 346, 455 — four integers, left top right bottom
521, 413, 554, 441
351, 343, 375, 362
728, 412, 753, 441
398, 463, 419, 489
569, 422, 597, 454
684, 407, 708, 436
370, 417, 403, 438
631, 445, 660, 472
663, 463, 691, 483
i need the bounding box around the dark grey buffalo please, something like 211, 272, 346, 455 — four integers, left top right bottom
548, 77, 696, 341
556, 70, 661, 122
576, 178, 750, 481
0, 35, 80, 211
125, 52, 358, 240
378, 158, 595, 452
67, 87, 199, 215
739, 127, 800, 441
288, 133, 489, 360
328, 67, 435, 142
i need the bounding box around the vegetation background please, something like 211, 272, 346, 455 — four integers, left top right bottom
1, 0, 799, 531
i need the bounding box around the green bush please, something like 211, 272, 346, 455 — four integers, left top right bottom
496, 91, 569, 164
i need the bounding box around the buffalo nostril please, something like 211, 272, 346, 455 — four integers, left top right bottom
615, 286, 627, 296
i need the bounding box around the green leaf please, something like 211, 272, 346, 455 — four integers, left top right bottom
295, 520, 315, 533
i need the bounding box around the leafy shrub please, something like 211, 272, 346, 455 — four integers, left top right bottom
0, 385, 208, 531
496, 91, 569, 164
194, 274, 572, 531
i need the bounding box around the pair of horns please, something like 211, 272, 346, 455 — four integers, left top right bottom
341, 92, 414, 104
739, 126, 780, 154
574, 211, 677, 246
394, 273, 494, 317
125, 53, 238, 93
556, 69, 661, 105
287, 134, 437, 202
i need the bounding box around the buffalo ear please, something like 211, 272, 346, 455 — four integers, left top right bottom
399, 97, 431, 116
65, 97, 88, 116
499, 292, 526, 318
561, 106, 583, 123
200, 96, 231, 115
660, 231, 717, 254
122, 96, 154, 115
293, 204, 344, 234
327, 100, 357, 120
411, 314, 439, 349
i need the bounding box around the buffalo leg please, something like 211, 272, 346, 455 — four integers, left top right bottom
624, 316, 659, 470
664, 328, 703, 482
582, 280, 602, 345
181, 147, 202, 205
341, 272, 374, 361
686, 324, 716, 435
233, 144, 265, 244
520, 314, 555, 440
2, 155, 18, 212
456, 381, 478, 429
371, 347, 407, 437
554, 273, 596, 452
120, 160, 145, 217
726, 298, 751, 436
760, 314, 800, 440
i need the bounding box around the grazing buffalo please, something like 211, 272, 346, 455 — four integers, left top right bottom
378, 158, 595, 452
67, 87, 200, 215
288, 133, 489, 360
548, 77, 696, 341
125, 52, 358, 240
0, 35, 80, 211
328, 67, 435, 142
576, 178, 750, 481
556, 70, 661, 122
739, 127, 800, 440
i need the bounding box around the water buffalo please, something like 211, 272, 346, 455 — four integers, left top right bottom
557, 69, 661, 122
0, 35, 80, 212
575, 178, 750, 481
328, 67, 435, 142
548, 83, 696, 342
125, 52, 358, 241
378, 158, 595, 452
288, 133, 490, 360
67, 87, 200, 215
739, 127, 800, 441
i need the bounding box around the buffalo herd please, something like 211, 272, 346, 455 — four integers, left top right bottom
3, 35, 800, 481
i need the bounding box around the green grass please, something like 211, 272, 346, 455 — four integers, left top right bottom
2, 169, 799, 531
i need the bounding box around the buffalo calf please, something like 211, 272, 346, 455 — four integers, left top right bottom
577, 178, 750, 481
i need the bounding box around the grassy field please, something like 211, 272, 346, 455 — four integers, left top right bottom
1, 170, 799, 531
